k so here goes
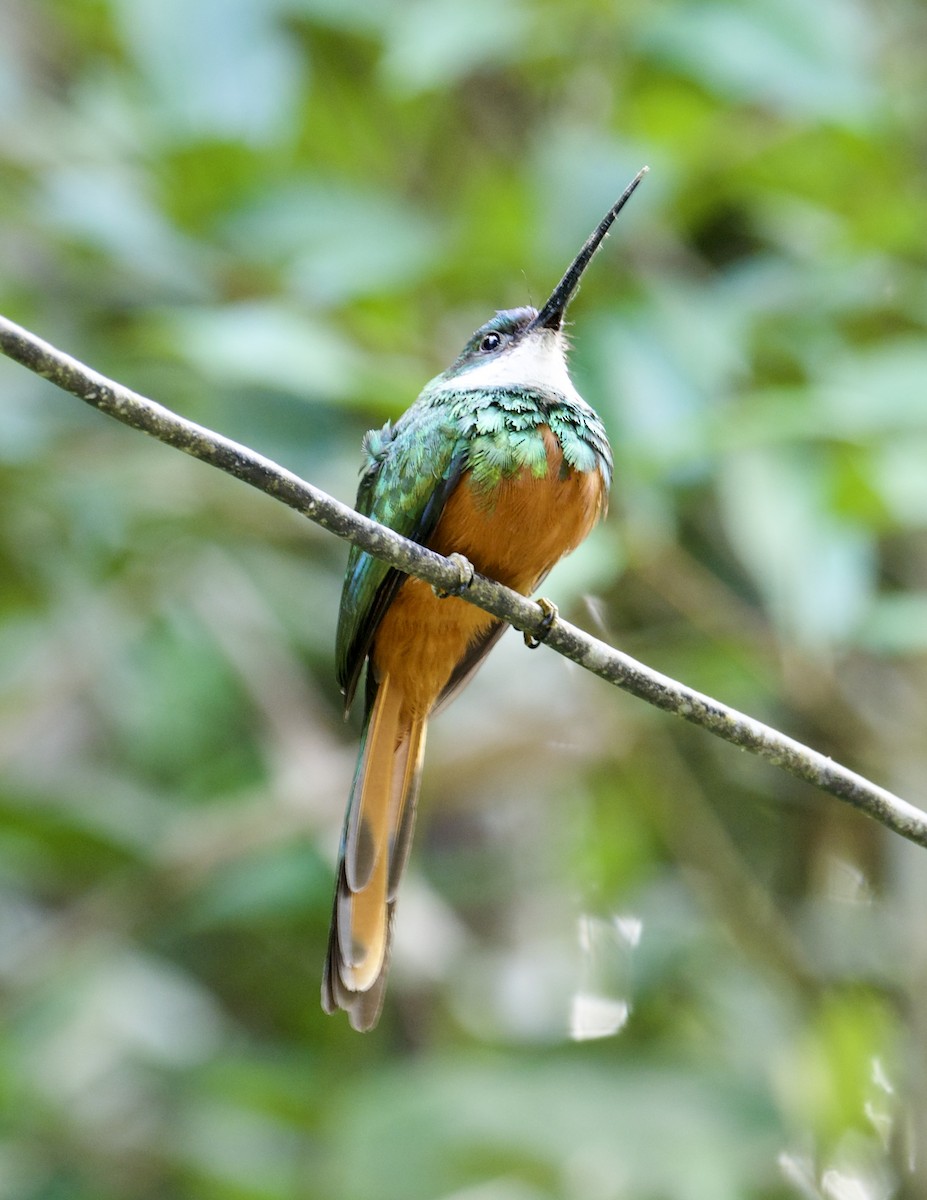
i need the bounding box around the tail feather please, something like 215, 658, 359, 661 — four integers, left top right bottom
387, 720, 425, 901
340, 849, 389, 988
322, 673, 427, 1031
345, 675, 403, 891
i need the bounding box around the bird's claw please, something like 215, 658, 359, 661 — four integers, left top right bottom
433, 552, 475, 599
524, 597, 558, 648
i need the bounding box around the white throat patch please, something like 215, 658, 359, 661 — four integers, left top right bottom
434, 330, 584, 407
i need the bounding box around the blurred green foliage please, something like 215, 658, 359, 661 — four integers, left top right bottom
1, 0, 927, 1196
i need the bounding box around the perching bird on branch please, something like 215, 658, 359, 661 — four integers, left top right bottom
322, 169, 647, 1030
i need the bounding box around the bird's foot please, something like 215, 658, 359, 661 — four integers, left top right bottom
524, 597, 558, 648
433, 552, 475, 599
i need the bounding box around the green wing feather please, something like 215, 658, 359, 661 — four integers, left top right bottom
336, 402, 466, 713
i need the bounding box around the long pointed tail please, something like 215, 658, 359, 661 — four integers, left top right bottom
322, 674, 426, 1031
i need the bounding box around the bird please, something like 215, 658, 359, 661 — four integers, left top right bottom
322, 169, 647, 1030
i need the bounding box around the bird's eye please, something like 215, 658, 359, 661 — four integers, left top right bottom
479, 332, 502, 353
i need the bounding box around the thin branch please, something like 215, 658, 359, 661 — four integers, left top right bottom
2, 312, 926, 849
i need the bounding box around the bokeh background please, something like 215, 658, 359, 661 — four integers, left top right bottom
2, 0, 927, 1197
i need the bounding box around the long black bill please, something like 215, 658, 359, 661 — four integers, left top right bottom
529, 165, 648, 332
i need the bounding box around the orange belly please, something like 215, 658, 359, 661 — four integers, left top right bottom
371, 427, 607, 718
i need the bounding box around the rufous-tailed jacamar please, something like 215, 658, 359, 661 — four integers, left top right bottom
323, 169, 647, 1030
